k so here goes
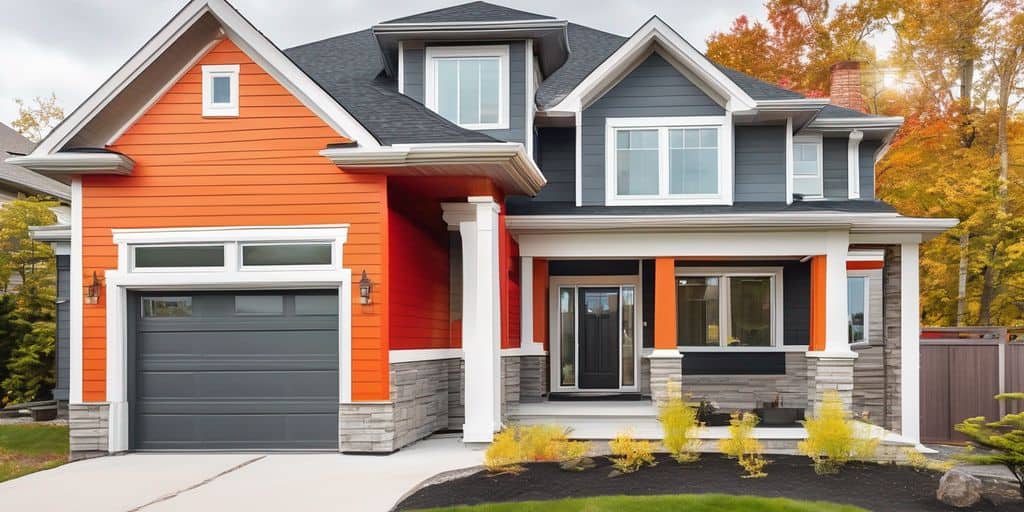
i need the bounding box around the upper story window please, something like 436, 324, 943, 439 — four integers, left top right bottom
201, 64, 239, 117
425, 45, 509, 130
792, 134, 823, 198
606, 117, 731, 206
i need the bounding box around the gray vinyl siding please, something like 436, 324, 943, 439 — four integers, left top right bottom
859, 139, 879, 199
532, 127, 575, 202
580, 52, 725, 205
401, 41, 527, 144
734, 125, 787, 202
54, 254, 69, 402
403, 46, 425, 103
822, 137, 848, 199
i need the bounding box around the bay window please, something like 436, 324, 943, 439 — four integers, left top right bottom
425, 45, 509, 130
676, 268, 783, 349
606, 117, 731, 205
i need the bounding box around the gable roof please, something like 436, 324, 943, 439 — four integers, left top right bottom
382, 1, 555, 24
0, 124, 70, 201
285, 30, 497, 145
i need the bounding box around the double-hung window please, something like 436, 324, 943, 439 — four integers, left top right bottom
676, 268, 783, 349
607, 117, 730, 205
792, 133, 823, 198
425, 45, 509, 130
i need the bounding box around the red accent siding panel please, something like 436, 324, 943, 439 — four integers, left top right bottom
847, 260, 883, 270
501, 209, 521, 349
83, 39, 389, 402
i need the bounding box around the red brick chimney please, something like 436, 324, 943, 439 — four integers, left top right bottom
829, 61, 867, 113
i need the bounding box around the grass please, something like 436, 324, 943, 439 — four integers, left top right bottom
0, 424, 69, 482
411, 494, 867, 512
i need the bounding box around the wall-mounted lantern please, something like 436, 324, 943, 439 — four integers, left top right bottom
359, 270, 373, 305
85, 271, 103, 305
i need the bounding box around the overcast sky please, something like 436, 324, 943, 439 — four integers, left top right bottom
0, 1, 892, 129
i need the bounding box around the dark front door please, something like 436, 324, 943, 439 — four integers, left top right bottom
578, 287, 619, 389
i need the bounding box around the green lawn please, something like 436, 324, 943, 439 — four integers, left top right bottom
412, 494, 867, 512
0, 424, 69, 482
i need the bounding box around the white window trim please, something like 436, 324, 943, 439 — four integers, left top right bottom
605, 116, 733, 206
792, 133, 823, 199
201, 64, 240, 117
675, 266, 784, 351
424, 45, 510, 131
847, 273, 871, 347
103, 224, 353, 453
848, 130, 864, 199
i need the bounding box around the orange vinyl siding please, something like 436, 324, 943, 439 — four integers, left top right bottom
82, 39, 389, 401
532, 258, 549, 350
653, 258, 677, 349
809, 255, 827, 351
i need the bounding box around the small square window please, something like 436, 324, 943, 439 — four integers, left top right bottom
202, 64, 239, 117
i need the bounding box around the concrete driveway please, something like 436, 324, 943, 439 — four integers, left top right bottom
0, 435, 483, 512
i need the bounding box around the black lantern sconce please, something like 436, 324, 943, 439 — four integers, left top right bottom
359, 270, 373, 305
85, 271, 104, 305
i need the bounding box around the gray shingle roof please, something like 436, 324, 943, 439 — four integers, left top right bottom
0, 123, 70, 201
285, 29, 496, 145
382, 1, 555, 24
817, 104, 873, 118
535, 23, 626, 109
713, 65, 805, 100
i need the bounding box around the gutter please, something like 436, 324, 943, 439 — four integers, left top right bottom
6, 152, 135, 175
506, 212, 958, 238
808, 116, 904, 130
321, 142, 547, 196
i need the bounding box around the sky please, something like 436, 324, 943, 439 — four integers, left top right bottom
0, 0, 894, 129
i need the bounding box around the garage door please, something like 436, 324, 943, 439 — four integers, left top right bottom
130, 290, 339, 450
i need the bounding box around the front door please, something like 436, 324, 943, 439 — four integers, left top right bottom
578, 287, 620, 389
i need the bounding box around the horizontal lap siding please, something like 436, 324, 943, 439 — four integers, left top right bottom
83, 39, 389, 402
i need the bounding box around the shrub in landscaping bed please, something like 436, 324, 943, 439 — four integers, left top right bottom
484, 425, 590, 474
798, 390, 880, 475
657, 384, 703, 463
719, 412, 767, 478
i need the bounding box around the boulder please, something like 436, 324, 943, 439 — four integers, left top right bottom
936, 469, 983, 508
559, 457, 595, 472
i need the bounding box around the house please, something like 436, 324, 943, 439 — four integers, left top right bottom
8, 0, 957, 459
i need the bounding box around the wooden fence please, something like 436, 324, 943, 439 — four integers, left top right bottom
920, 327, 1024, 444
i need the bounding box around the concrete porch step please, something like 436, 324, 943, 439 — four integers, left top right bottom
507, 401, 662, 440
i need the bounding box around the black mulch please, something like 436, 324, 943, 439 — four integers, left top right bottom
396, 454, 1024, 511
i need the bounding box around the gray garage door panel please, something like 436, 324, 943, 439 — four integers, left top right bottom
131, 291, 339, 451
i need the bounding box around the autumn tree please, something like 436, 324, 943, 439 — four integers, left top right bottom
11, 93, 64, 143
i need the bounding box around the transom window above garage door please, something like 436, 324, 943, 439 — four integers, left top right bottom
115, 226, 349, 273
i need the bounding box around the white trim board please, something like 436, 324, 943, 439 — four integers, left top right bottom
390, 348, 463, 363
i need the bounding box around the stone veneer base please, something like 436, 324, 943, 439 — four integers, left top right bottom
69, 403, 109, 461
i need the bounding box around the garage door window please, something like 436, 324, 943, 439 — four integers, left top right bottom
134, 245, 225, 269
241, 243, 333, 268
142, 297, 193, 318
235, 295, 284, 315
295, 294, 338, 315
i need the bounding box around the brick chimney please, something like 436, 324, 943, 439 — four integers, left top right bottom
829, 61, 866, 113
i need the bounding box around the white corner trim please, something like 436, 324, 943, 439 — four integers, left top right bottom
397, 41, 405, 94
525, 39, 535, 159
6, 152, 135, 174
574, 109, 583, 206
549, 17, 756, 113
201, 64, 240, 117
848, 130, 864, 199
423, 44, 510, 131
69, 178, 83, 404
900, 242, 921, 443
603, 116, 732, 206
31, 0, 379, 157
785, 117, 793, 205
389, 348, 463, 363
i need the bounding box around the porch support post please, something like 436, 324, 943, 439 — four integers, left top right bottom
442, 196, 501, 443
648, 257, 682, 404
806, 231, 856, 413
900, 242, 920, 444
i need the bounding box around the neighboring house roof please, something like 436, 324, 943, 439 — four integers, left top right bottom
285, 30, 498, 145
0, 123, 70, 201
382, 1, 555, 24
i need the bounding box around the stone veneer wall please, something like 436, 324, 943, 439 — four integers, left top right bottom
340, 358, 457, 453
69, 403, 109, 460
501, 356, 521, 421
447, 359, 464, 430
882, 245, 903, 433
648, 356, 683, 404
518, 355, 547, 403
681, 353, 809, 410
806, 355, 855, 414
852, 267, 886, 424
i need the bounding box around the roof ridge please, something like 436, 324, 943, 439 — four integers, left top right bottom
380, 1, 556, 24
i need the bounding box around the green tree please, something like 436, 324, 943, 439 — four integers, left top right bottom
11, 93, 64, 143
0, 295, 18, 397
955, 393, 1024, 498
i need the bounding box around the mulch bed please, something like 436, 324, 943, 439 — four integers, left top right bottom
396, 454, 1024, 511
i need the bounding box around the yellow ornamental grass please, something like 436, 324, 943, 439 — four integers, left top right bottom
718, 412, 768, 478
798, 390, 880, 475
608, 430, 657, 473
483, 425, 592, 474
657, 382, 703, 463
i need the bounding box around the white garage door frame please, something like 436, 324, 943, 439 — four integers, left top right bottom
104, 225, 352, 453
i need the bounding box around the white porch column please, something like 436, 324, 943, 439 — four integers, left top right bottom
900, 242, 921, 444
823, 230, 852, 355
442, 196, 501, 443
